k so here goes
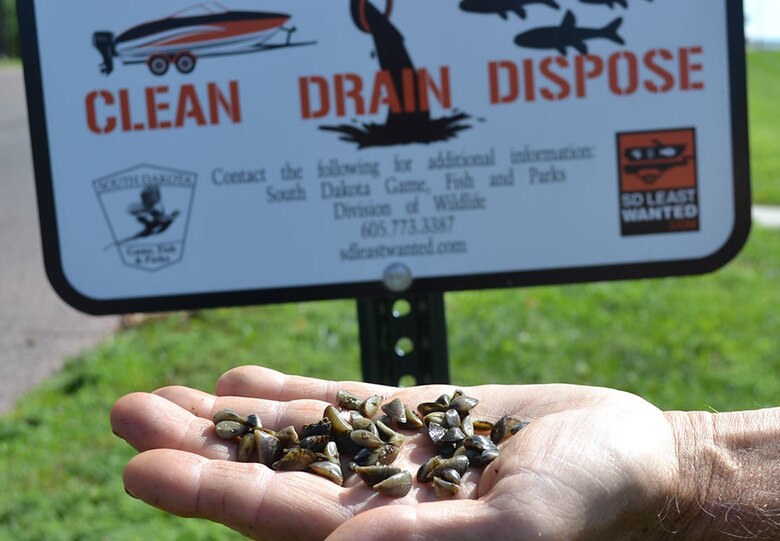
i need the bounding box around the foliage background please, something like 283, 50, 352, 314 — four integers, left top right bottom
0, 0, 19, 58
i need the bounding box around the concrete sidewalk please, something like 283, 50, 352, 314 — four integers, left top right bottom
753, 205, 780, 229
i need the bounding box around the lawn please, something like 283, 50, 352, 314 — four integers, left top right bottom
748, 50, 780, 204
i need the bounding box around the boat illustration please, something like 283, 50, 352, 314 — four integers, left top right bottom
623, 139, 690, 184
93, 2, 314, 75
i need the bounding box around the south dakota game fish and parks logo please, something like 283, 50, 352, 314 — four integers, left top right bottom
94, 164, 197, 271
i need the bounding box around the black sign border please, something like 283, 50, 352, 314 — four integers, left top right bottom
18, 1, 751, 315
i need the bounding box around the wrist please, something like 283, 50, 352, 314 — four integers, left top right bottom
663, 409, 780, 540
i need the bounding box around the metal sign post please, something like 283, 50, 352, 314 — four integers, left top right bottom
358, 293, 450, 386
18, 1, 750, 382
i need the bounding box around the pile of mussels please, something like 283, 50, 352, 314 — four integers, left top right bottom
212, 389, 528, 498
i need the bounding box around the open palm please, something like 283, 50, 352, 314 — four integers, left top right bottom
111, 366, 679, 540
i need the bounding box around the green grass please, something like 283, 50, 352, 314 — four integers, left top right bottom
1, 226, 780, 540
748, 50, 780, 204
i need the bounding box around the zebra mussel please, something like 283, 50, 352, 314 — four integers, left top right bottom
414, 390, 529, 496
211, 389, 528, 499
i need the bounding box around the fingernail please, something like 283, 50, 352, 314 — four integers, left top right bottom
124, 486, 138, 500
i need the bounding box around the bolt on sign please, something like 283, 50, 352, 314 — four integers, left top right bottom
18, 0, 750, 314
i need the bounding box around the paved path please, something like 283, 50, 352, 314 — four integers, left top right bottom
0, 67, 119, 414
0, 65, 779, 414
753, 205, 780, 229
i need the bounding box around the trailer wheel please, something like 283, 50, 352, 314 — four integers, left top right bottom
148, 55, 170, 76
175, 53, 197, 74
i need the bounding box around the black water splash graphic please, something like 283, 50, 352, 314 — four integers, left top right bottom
320, 1, 471, 148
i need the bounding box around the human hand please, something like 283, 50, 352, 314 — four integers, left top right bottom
110, 366, 682, 540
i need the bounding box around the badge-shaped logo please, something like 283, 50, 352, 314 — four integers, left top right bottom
94, 164, 197, 271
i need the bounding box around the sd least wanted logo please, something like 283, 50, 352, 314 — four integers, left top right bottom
94, 165, 196, 271
617, 128, 699, 236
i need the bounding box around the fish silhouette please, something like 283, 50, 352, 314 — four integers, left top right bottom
514, 10, 624, 55
459, 0, 560, 20
580, 0, 652, 8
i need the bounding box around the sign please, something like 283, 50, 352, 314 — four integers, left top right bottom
19, 0, 750, 314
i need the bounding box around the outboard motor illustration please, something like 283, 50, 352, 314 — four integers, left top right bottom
93, 2, 314, 75
623, 139, 690, 184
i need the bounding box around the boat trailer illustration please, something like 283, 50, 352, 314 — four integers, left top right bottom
93, 2, 315, 75
623, 139, 691, 184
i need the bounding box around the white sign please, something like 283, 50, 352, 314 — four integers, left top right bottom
19, 0, 750, 314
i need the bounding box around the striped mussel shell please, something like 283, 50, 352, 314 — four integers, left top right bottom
380, 398, 406, 424
373, 471, 413, 497
213, 409, 247, 425
272, 448, 318, 471
324, 405, 352, 436
449, 395, 479, 416
215, 420, 250, 440
237, 432, 256, 462
353, 465, 412, 497
433, 476, 460, 498
300, 418, 331, 438
359, 395, 382, 418
375, 419, 405, 447
337, 390, 362, 411
472, 419, 494, 433
350, 429, 385, 450
399, 405, 424, 429
351, 444, 399, 468
275, 426, 300, 448
299, 435, 331, 453
490, 415, 529, 444
254, 429, 282, 467
309, 461, 344, 486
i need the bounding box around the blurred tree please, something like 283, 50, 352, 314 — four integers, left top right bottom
0, 0, 6, 57
0, 0, 20, 58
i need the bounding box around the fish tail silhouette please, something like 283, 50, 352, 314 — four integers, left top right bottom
602, 17, 624, 45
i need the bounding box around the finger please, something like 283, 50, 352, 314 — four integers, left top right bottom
214, 367, 484, 424
326, 498, 505, 541
112, 390, 339, 459
215, 367, 513, 431
154, 385, 334, 430
124, 449, 351, 541
111, 392, 233, 459
216, 365, 395, 402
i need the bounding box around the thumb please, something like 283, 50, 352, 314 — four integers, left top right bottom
326, 499, 502, 541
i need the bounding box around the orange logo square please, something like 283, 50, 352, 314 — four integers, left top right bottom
617, 127, 699, 236
618, 128, 697, 192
